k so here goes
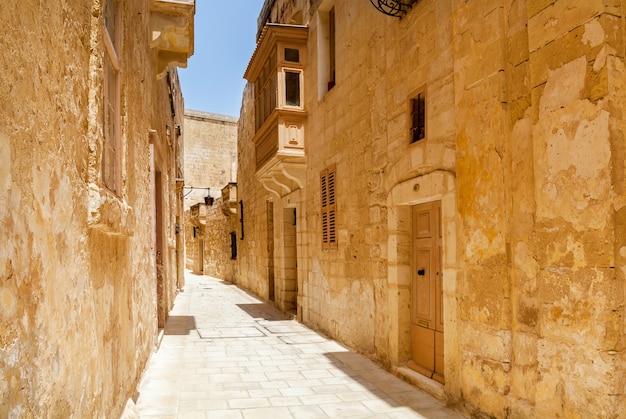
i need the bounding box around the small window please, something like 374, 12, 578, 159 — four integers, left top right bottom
329, 7, 336, 90
317, 4, 336, 98
239, 200, 244, 240
285, 47, 300, 63
285, 71, 301, 107
321, 164, 337, 250
410, 91, 426, 143
230, 231, 237, 260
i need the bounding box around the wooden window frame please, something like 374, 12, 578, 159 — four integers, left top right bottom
284, 47, 300, 63
254, 49, 277, 132
282, 68, 303, 109
321, 164, 337, 250
328, 7, 336, 91
103, 0, 121, 194
316, 4, 336, 99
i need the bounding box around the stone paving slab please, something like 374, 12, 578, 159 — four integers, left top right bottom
134, 271, 465, 418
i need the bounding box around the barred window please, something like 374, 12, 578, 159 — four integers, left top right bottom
410, 90, 426, 143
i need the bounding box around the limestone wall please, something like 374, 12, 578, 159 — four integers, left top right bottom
183, 111, 238, 211
205, 202, 239, 283
512, 2, 625, 417
153, 68, 187, 327
235, 0, 626, 417
0, 1, 187, 416
235, 85, 275, 299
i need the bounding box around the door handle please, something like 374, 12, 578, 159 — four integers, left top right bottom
417, 269, 425, 276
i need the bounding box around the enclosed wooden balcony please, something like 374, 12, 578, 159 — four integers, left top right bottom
244, 24, 308, 198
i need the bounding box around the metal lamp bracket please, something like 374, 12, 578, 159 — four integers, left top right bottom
369, 0, 418, 18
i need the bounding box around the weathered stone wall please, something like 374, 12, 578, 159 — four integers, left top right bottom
153, 68, 187, 327
510, 2, 625, 417
0, 1, 188, 416
203, 201, 239, 283
451, 1, 626, 416
235, 0, 626, 417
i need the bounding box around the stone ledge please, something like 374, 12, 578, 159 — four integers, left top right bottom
394, 366, 447, 403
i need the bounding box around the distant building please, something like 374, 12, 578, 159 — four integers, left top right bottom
0, 0, 194, 416
183, 110, 238, 280
223, 0, 626, 417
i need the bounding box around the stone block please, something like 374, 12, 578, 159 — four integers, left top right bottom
533, 107, 612, 229
460, 355, 511, 416
428, 109, 455, 141
527, 0, 554, 19
442, 225, 457, 268
506, 61, 531, 105
528, 0, 604, 52
459, 321, 511, 363
528, 24, 602, 88
537, 267, 617, 345
461, 41, 506, 89
459, 260, 510, 328
509, 364, 538, 405
536, 338, 618, 417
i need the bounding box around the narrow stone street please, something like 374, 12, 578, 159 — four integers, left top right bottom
134, 271, 463, 418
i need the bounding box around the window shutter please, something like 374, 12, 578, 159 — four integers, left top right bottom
321, 164, 337, 250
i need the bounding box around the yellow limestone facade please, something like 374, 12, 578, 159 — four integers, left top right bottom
0, 0, 194, 416
232, 0, 626, 417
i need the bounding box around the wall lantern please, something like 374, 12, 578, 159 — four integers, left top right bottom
369, 0, 418, 18
204, 190, 214, 206
184, 186, 213, 206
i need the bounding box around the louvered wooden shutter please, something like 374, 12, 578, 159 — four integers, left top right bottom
321, 164, 337, 250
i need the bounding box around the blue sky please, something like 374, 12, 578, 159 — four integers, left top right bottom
180, 1, 265, 117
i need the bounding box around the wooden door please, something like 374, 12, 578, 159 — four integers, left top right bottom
410, 201, 444, 383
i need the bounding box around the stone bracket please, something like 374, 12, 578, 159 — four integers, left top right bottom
150, 0, 195, 79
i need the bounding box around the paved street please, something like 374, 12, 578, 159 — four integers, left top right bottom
135, 271, 464, 418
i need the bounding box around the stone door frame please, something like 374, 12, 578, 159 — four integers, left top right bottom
386, 170, 459, 395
